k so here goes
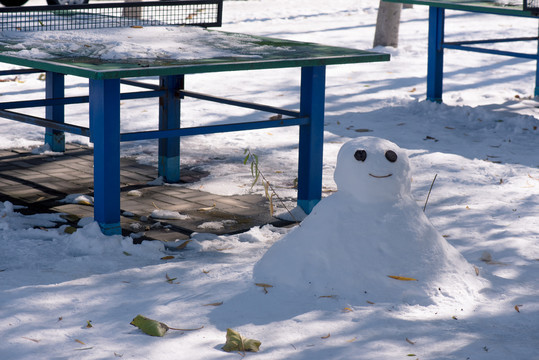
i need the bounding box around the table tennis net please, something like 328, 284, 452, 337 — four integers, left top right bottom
0, 0, 222, 32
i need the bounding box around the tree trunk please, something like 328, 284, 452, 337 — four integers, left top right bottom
373, 1, 402, 48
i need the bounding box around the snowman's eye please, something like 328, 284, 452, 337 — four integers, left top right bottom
354, 150, 367, 162
385, 150, 397, 163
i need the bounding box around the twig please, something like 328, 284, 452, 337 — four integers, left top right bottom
423, 174, 438, 212
244, 149, 300, 224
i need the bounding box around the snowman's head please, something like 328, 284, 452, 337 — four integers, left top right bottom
334, 137, 411, 202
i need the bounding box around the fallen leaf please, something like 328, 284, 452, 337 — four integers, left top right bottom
366, 300, 375, 305
203, 302, 223, 306
515, 304, 523, 313
346, 337, 358, 343
166, 273, 178, 284
255, 282, 273, 294
342, 307, 354, 313
130, 315, 203, 337
86, 320, 93, 328
452, 316, 458, 320
160, 256, 174, 260
406, 337, 416, 345
222, 328, 261, 353
130, 315, 169, 337
75, 339, 85, 345
318, 295, 337, 299
321, 333, 331, 339
407, 354, 417, 357
123, 251, 132, 256
22, 337, 39, 343
202, 269, 211, 274
64, 226, 78, 234
269, 114, 283, 120
58, 317, 63, 322
409, 87, 416, 92
354, 128, 373, 133
131, 25, 143, 28
387, 275, 418, 281
474, 265, 480, 276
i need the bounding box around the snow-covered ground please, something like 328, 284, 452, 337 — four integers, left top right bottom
0, 0, 538, 359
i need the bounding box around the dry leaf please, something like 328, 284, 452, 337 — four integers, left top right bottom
342, 307, 354, 313
160, 256, 174, 260
318, 295, 337, 299
203, 302, 224, 306
474, 265, 480, 276
515, 304, 523, 313
131, 25, 143, 29
346, 337, 358, 343
176, 240, 191, 250
22, 337, 39, 343
387, 275, 418, 281
86, 320, 93, 328
321, 333, 331, 339
222, 328, 261, 353
202, 269, 211, 274
269, 114, 283, 120
75, 339, 86, 345
366, 300, 375, 304
406, 337, 416, 345
452, 316, 458, 320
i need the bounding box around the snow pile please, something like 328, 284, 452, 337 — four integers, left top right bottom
254, 137, 487, 305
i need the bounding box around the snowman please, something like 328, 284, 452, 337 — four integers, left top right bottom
254, 137, 485, 305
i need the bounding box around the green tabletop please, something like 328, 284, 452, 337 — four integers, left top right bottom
0, 29, 389, 79
385, 0, 537, 17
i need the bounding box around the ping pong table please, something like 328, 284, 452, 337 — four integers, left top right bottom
385, 0, 539, 101
0, 4, 389, 235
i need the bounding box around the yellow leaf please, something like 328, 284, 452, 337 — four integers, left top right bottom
175, 240, 191, 250
160, 256, 174, 260
202, 269, 211, 274
342, 307, 354, 313
75, 339, 85, 345
515, 304, 523, 313
452, 316, 458, 320
255, 283, 273, 288
321, 333, 331, 339
387, 275, 418, 281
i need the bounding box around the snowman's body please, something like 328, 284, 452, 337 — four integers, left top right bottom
254, 137, 484, 305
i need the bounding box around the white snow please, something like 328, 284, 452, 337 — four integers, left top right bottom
1, 0, 539, 359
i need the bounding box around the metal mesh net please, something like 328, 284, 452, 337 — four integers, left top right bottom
0, 0, 222, 32
524, 0, 539, 13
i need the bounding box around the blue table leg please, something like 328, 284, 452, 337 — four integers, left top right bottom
158, 75, 183, 183
45, 72, 65, 152
535, 23, 539, 97
89, 79, 121, 235
297, 66, 325, 214
427, 7, 445, 102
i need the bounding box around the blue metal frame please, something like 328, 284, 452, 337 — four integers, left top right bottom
90, 79, 122, 235
0, 67, 327, 234
297, 66, 326, 214
426, 6, 539, 101
158, 75, 183, 183
427, 7, 445, 102
45, 72, 65, 152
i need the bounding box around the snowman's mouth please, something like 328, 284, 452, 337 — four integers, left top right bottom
369, 173, 392, 178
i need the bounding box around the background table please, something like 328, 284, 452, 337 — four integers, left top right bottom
0, 29, 389, 234
386, 0, 539, 101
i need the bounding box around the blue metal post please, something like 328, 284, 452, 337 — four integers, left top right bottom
535, 22, 539, 97
45, 72, 65, 152
297, 66, 325, 214
427, 7, 445, 102
89, 79, 121, 235
158, 75, 183, 182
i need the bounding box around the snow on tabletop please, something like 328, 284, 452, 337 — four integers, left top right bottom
0, 26, 267, 61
